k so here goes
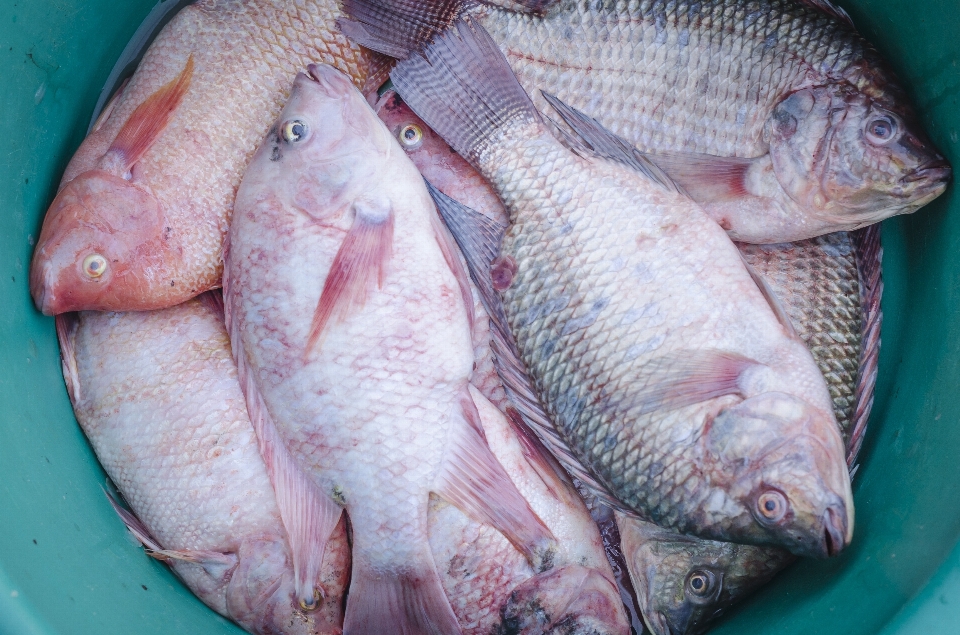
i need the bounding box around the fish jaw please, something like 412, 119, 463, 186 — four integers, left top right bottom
29, 170, 182, 314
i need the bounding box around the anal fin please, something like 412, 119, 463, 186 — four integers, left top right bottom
105, 492, 237, 572
307, 201, 394, 353
436, 386, 557, 572
224, 283, 344, 610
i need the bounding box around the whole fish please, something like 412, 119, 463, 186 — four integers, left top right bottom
617, 225, 883, 635
55, 295, 351, 635
341, 0, 950, 243
376, 17, 854, 557
31, 0, 388, 315
375, 91, 877, 635
224, 64, 563, 635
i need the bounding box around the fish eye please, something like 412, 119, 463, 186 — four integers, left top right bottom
685, 569, 719, 602
756, 489, 788, 523
81, 254, 107, 279
865, 116, 898, 145
282, 120, 309, 143
398, 123, 423, 150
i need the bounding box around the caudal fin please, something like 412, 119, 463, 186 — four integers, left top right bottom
344, 560, 462, 635
384, 17, 540, 167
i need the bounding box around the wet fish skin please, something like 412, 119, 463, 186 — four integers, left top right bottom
226, 64, 561, 634
57, 296, 350, 635
385, 17, 853, 557
31, 0, 386, 315
341, 0, 950, 243
618, 226, 884, 635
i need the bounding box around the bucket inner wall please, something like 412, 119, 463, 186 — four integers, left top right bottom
0, 1, 957, 634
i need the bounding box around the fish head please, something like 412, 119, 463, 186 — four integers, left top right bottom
30, 170, 168, 314
245, 64, 392, 217
620, 519, 793, 635
766, 84, 950, 227
705, 392, 854, 559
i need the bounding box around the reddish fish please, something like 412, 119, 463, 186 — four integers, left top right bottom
56, 295, 350, 634
31, 0, 387, 315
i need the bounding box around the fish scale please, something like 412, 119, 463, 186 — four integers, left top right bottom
482, 0, 865, 157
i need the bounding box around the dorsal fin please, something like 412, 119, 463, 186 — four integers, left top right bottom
540, 91, 679, 194
798, 0, 857, 30
847, 224, 882, 469
739, 253, 802, 341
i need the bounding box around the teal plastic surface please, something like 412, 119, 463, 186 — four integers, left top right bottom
0, 0, 957, 633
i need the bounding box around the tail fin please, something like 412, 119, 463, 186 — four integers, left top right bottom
339, 0, 469, 58
386, 17, 540, 166
344, 560, 462, 635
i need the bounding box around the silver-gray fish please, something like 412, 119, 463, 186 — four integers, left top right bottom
617, 225, 883, 635
378, 17, 853, 558
341, 0, 950, 244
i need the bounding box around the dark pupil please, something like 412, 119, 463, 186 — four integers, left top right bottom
872, 121, 890, 138
292, 123, 304, 138
89, 261, 100, 271
765, 499, 777, 512
404, 127, 417, 140
691, 577, 705, 590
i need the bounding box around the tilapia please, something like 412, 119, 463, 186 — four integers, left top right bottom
616, 225, 883, 635
375, 17, 854, 557
55, 295, 350, 635
31, 0, 388, 315
341, 0, 950, 243
224, 64, 568, 634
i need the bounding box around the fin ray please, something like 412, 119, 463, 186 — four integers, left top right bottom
55, 313, 82, 404
436, 386, 557, 571
646, 150, 756, 203
848, 224, 882, 468
107, 54, 194, 170
307, 202, 394, 353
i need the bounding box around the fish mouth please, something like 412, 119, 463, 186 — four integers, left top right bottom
821, 505, 848, 558
902, 158, 952, 186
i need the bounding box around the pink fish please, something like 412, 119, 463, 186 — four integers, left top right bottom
224, 64, 567, 635
31, 0, 388, 315
56, 294, 350, 634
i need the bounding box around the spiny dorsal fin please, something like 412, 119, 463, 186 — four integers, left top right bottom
739, 253, 802, 341
847, 224, 882, 469
339, 0, 471, 59
798, 0, 857, 30
540, 91, 679, 194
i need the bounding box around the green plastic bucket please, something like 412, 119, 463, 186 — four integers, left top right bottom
1, 1, 958, 633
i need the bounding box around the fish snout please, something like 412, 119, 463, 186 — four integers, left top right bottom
902, 157, 952, 186
30, 261, 56, 316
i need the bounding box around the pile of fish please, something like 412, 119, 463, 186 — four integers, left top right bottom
29, 0, 948, 633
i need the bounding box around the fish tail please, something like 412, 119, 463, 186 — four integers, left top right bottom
372, 16, 540, 167
338, 0, 470, 59
344, 553, 462, 635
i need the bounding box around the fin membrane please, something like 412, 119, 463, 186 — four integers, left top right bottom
307, 201, 394, 353
55, 313, 82, 404
107, 54, 194, 170
388, 16, 541, 166
436, 386, 557, 571
540, 91, 678, 193
848, 224, 883, 469
344, 560, 462, 635
339, 0, 467, 59
223, 265, 344, 610
644, 150, 756, 204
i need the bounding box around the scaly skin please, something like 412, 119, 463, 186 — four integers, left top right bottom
32, 0, 385, 314
470, 0, 949, 241
59, 297, 350, 635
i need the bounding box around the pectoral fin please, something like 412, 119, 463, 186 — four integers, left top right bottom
55, 313, 81, 404
645, 150, 757, 204
106, 54, 194, 171
307, 200, 394, 353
